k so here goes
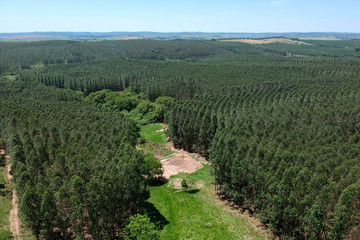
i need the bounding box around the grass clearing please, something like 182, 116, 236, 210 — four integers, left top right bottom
139, 123, 269, 239
148, 165, 268, 240
30, 62, 45, 70
1, 75, 17, 81
138, 142, 173, 159
138, 123, 173, 158
140, 123, 167, 144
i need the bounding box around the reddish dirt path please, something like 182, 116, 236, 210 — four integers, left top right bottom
1, 149, 22, 240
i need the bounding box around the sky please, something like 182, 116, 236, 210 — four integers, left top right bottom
0, 0, 359, 33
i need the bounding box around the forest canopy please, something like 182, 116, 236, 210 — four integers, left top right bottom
1, 38, 359, 239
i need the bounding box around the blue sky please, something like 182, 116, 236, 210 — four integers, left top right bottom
0, 0, 359, 33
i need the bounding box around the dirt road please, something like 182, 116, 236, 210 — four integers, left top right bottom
1, 149, 22, 240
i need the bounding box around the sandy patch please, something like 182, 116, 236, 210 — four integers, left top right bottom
139, 123, 207, 179
160, 143, 206, 179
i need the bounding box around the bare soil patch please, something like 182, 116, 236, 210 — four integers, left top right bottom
160, 143, 206, 179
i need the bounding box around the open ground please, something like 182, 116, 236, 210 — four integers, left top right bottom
221, 37, 311, 45
138, 123, 274, 239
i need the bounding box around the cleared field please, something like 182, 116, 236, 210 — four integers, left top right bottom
140, 123, 167, 144
221, 37, 311, 45
140, 124, 271, 240
149, 166, 271, 240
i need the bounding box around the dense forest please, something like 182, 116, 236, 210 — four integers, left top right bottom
0, 38, 359, 239
0, 82, 152, 239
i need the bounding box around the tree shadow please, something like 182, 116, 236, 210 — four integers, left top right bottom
0, 158, 5, 167
147, 176, 168, 187
184, 188, 200, 194
142, 201, 169, 230
0, 152, 5, 167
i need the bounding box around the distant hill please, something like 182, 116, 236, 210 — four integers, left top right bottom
0, 31, 359, 41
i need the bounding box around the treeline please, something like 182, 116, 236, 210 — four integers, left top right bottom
0, 82, 156, 239
20, 59, 205, 98
0, 39, 230, 74
20, 52, 360, 99
114, 39, 230, 60
166, 79, 360, 238
2, 38, 359, 75
0, 40, 126, 74
259, 42, 360, 57
209, 40, 360, 58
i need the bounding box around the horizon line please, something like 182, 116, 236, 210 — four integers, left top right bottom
1, 31, 360, 34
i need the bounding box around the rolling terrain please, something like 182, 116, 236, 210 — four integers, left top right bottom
1, 32, 359, 41
0, 37, 359, 239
